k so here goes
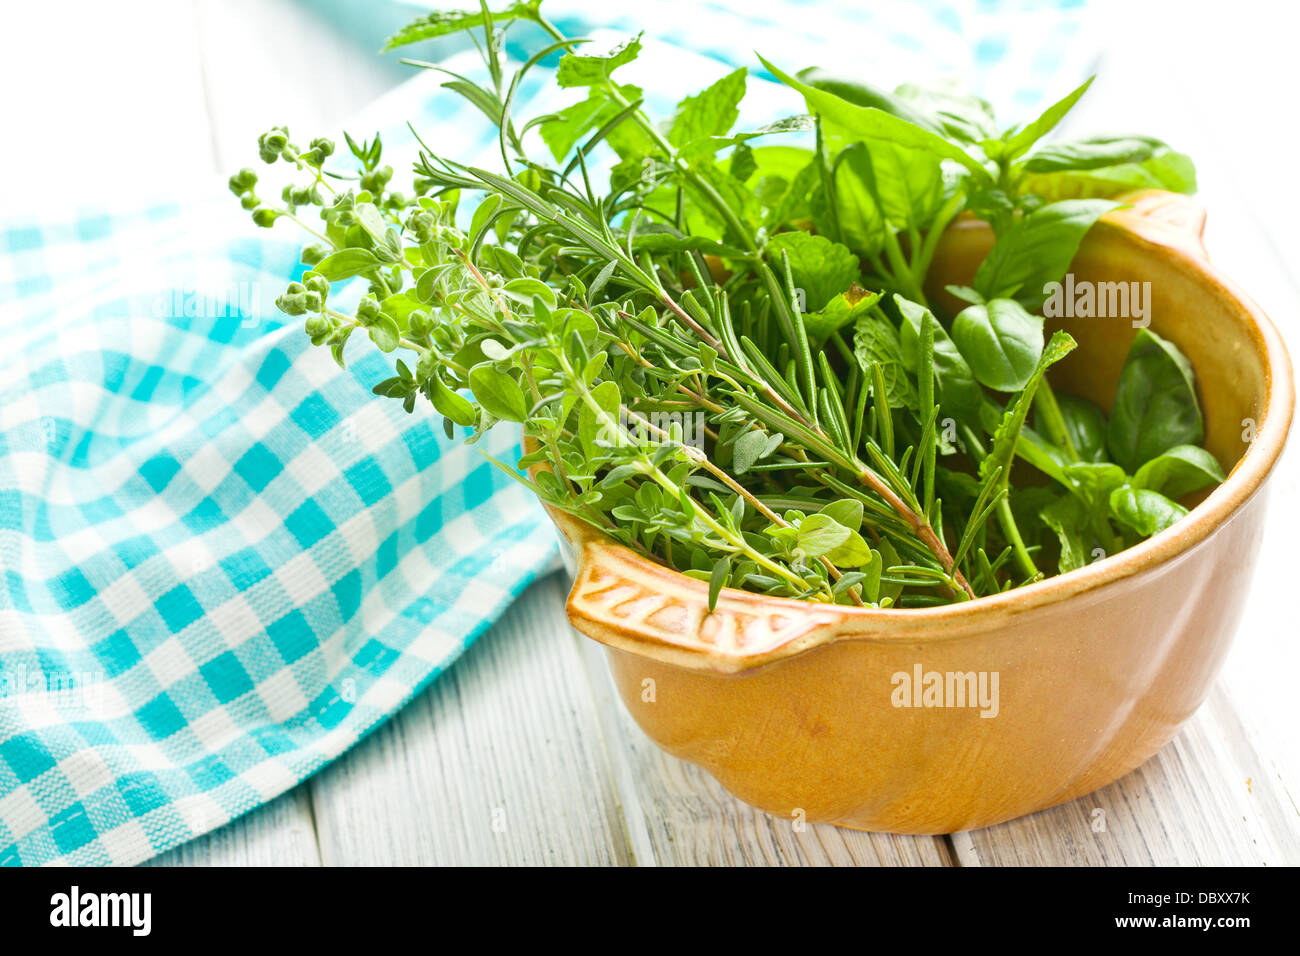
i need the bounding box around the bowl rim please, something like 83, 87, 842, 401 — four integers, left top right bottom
550, 191, 1296, 662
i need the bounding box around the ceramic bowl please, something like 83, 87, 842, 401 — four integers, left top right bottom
547, 190, 1295, 834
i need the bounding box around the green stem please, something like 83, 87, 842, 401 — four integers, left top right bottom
1031, 379, 1078, 461
960, 423, 1039, 583
882, 227, 925, 305
996, 496, 1040, 582
911, 191, 965, 290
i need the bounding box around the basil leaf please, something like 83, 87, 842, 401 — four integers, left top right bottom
951, 298, 1044, 392
1106, 328, 1204, 472
893, 82, 999, 144
840, 137, 944, 232
758, 55, 992, 183
815, 146, 886, 256
795, 69, 947, 136
1132, 444, 1225, 498
974, 199, 1120, 307
1023, 134, 1164, 172
1016, 426, 1071, 485
1054, 393, 1108, 462
1000, 76, 1094, 161
1061, 461, 1127, 510
1108, 485, 1188, 536
978, 331, 1077, 488
1020, 136, 1197, 199
1039, 493, 1090, 573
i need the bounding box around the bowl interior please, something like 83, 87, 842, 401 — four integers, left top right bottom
926, 216, 1268, 482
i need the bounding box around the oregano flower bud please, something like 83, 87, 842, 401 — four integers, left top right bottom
356, 296, 380, 325
300, 244, 329, 266
276, 292, 307, 315
304, 274, 330, 298
408, 309, 432, 338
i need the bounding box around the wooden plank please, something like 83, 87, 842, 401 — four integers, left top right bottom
150, 786, 322, 867
953, 686, 1299, 866
573, 637, 953, 866
307, 574, 634, 865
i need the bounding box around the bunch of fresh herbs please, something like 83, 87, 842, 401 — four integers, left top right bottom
231, 1, 1223, 609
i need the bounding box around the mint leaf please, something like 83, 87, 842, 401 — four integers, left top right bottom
669, 67, 747, 153
854, 309, 918, 412
804, 285, 880, 343
766, 231, 859, 312
555, 36, 642, 88
539, 84, 642, 161
383, 0, 542, 50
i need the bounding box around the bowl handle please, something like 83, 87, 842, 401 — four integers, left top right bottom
1109, 189, 1208, 260
550, 507, 847, 673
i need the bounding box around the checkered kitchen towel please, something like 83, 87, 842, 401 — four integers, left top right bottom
0, 1, 1093, 866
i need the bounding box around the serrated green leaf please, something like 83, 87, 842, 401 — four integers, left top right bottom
382, 0, 543, 50
766, 231, 859, 312
555, 36, 641, 88
669, 67, 747, 152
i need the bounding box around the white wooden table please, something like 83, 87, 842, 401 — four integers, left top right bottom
5, 0, 1296, 866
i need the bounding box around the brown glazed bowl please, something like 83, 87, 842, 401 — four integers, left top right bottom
547, 190, 1295, 834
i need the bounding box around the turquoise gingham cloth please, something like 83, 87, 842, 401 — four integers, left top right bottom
0, 1, 1091, 866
